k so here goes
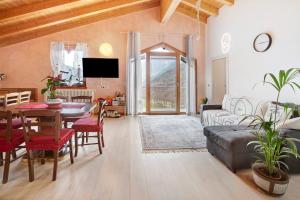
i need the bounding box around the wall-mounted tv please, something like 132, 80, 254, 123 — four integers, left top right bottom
83, 58, 119, 78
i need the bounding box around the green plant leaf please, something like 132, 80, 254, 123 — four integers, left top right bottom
279, 70, 285, 88
292, 82, 300, 89
285, 68, 295, 79
264, 73, 281, 91
41, 88, 48, 94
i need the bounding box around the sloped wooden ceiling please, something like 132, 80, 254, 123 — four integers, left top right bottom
0, 0, 234, 47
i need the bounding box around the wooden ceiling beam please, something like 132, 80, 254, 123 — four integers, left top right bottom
0, 0, 160, 47
160, 0, 182, 23
0, 0, 154, 36
176, 3, 207, 23
182, 0, 218, 16
0, 0, 79, 20
214, 0, 234, 6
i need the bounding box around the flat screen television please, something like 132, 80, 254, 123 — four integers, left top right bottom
82, 58, 119, 78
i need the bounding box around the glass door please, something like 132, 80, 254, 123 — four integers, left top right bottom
150, 56, 177, 112
140, 43, 189, 114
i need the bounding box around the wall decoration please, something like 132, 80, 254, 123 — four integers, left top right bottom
221, 32, 232, 54
253, 33, 272, 52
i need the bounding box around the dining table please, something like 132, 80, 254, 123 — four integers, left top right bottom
0, 101, 97, 160
0, 102, 96, 118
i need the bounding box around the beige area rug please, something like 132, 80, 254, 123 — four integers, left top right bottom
139, 115, 206, 153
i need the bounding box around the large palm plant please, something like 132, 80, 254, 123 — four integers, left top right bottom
244, 68, 300, 176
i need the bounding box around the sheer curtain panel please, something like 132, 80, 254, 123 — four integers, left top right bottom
185, 35, 197, 115
50, 41, 65, 76
126, 32, 141, 115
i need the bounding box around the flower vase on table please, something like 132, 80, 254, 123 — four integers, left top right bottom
41, 75, 63, 109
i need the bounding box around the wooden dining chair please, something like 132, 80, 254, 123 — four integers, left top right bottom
0, 111, 25, 184
0, 92, 23, 130
19, 91, 31, 104
1, 93, 24, 130
4, 93, 20, 107
72, 101, 106, 157
20, 110, 74, 181
64, 96, 93, 144
64, 96, 92, 127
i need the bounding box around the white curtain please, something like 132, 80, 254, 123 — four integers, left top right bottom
186, 35, 197, 115
50, 41, 87, 86
73, 43, 88, 85
50, 41, 65, 76
126, 32, 141, 115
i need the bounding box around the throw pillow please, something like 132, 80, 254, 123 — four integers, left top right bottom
264, 102, 292, 124
222, 94, 230, 111
279, 117, 300, 130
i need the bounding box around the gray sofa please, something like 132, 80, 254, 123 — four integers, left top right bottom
202, 103, 300, 174
204, 126, 256, 172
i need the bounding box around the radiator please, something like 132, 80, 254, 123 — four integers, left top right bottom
44, 89, 95, 102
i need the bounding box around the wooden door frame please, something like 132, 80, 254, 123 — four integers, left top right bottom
141, 42, 186, 114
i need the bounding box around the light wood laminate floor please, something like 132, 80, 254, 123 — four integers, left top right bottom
0, 117, 299, 200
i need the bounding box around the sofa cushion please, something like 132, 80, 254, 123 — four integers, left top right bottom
279, 117, 300, 130
232, 97, 269, 117
203, 94, 270, 126
222, 94, 230, 111
233, 98, 253, 116
203, 110, 231, 126
222, 94, 240, 112
264, 102, 292, 123
204, 126, 255, 152
215, 114, 240, 126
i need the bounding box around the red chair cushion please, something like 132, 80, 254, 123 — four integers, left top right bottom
72, 118, 103, 132
0, 118, 23, 129
26, 129, 74, 150
0, 129, 25, 152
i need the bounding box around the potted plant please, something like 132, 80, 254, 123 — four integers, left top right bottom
242, 68, 300, 195
201, 97, 208, 104
243, 68, 300, 194
41, 75, 63, 106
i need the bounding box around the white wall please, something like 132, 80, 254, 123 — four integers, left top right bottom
206, 0, 300, 104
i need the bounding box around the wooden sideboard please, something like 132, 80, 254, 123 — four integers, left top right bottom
0, 88, 38, 102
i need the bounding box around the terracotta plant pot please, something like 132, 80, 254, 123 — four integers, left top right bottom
252, 163, 289, 195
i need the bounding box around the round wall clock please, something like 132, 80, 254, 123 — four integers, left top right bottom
253, 33, 272, 52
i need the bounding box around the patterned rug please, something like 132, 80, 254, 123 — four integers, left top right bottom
139, 115, 206, 152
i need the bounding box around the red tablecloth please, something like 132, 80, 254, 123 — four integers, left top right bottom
15, 103, 85, 109
16, 103, 48, 109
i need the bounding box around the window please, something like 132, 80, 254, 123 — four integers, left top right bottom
60, 48, 84, 87
50, 42, 87, 88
